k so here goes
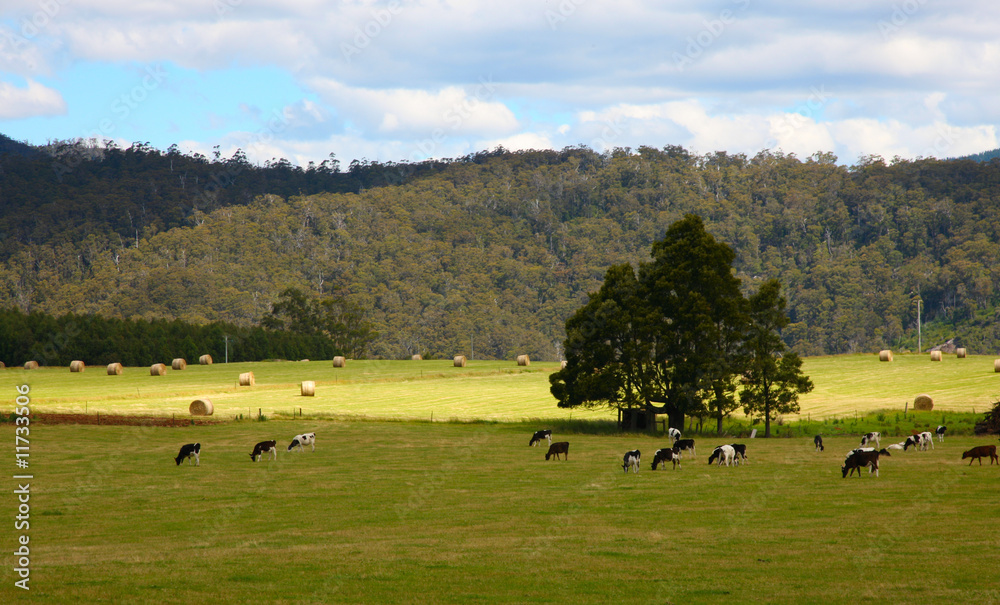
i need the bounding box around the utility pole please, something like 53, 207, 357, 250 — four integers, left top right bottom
224, 335, 230, 363
916, 298, 922, 353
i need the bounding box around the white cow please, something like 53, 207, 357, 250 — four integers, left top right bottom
622, 450, 641, 473
667, 427, 681, 443
709, 445, 736, 467
287, 432, 316, 452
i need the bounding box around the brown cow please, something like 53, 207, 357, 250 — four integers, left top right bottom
545, 442, 569, 461
842, 448, 888, 477
961, 445, 998, 466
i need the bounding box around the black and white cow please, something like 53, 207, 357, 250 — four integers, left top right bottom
250, 440, 277, 462
708, 445, 736, 466
287, 432, 316, 452
842, 448, 883, 478
902, 435, 922, 451
814, 435, 824, 451
622, 450, 641, 473
175, 443, 200, 466
860, 432, 881, 448
529, 429, 552, 447
935, 426, 947, 442
729, 443, 747, 464
668, 427, 682, 443
651, 447, 681, 470
918, 431, 934, 450
673, 439, 696, 457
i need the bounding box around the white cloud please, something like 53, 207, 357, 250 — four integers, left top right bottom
0, 79, 66, 118
307, 78, 518, 138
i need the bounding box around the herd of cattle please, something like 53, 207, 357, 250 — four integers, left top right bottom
173, 425, 998, 474
530, 425, 999, 477
173, 432, 317, 466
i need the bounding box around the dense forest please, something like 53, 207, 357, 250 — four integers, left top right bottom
3, 137, 1000, 361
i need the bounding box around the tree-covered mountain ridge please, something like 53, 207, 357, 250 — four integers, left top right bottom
4, 141, 1000, 359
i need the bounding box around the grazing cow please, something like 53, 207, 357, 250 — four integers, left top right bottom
622, 450, 641, 473
860, 432, 881, 448
730, 443, 748, 464
651, 447, 681, 470
961, 445, 998, 466
918, 431, 934, 450
708, 445, 736, 467
814, 435, 824, 451
902, 436, 922, 451
668, 427, 682, 443
287, 433, 316, 452
545, 442, 569, 461
175, 443, 200, 466
250, 440, 277, 462
842, 448, 883, 477
935, 426, 946, 442
529, 429, 553, 447
673, 439, 696, 457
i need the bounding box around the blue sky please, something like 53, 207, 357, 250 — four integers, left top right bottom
1, 0, 997, 166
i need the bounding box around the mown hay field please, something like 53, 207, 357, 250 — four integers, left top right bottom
4, 354, 1000, 422
0, 420, 997, 604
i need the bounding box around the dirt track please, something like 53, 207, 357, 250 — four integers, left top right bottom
23, 413, 219, 427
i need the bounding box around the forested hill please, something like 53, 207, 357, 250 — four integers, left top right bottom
3, 141, 1000, 359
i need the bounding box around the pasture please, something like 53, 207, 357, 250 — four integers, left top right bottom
4, 353, 1000, 422
0, 420, 998, 604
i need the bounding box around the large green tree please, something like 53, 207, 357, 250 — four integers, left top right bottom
551, 214, 750, 430
740, 279, 814, 437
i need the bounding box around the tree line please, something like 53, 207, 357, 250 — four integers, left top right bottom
3, 141, 1000, 358
0, 288, 373, 367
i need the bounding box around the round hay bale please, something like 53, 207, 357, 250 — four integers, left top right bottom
956, 348, 967, 358
995, 359, 1000, 373
913, 394, 934, 411
107, 362, 123, 375
332, 356, 346, 368
150, 363, 167, 376
411, 354, 423, 361
878, 350, 893, 362
189, 399, 214, 416
0, 361, 5, 369
171, 358, 187, 370
560, 360, 568, 370
930, 350, 942, 362
301, 380, 315, 396
70, 360, 86, 372
453, 355, 467, 367
239, 371, 255, 386
24, 361, 39, 370
516, 354, 530, 366
199, 354, 213, 365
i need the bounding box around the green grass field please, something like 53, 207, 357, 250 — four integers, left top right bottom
1, 420, 998, 604
4, 353, 1000, 422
